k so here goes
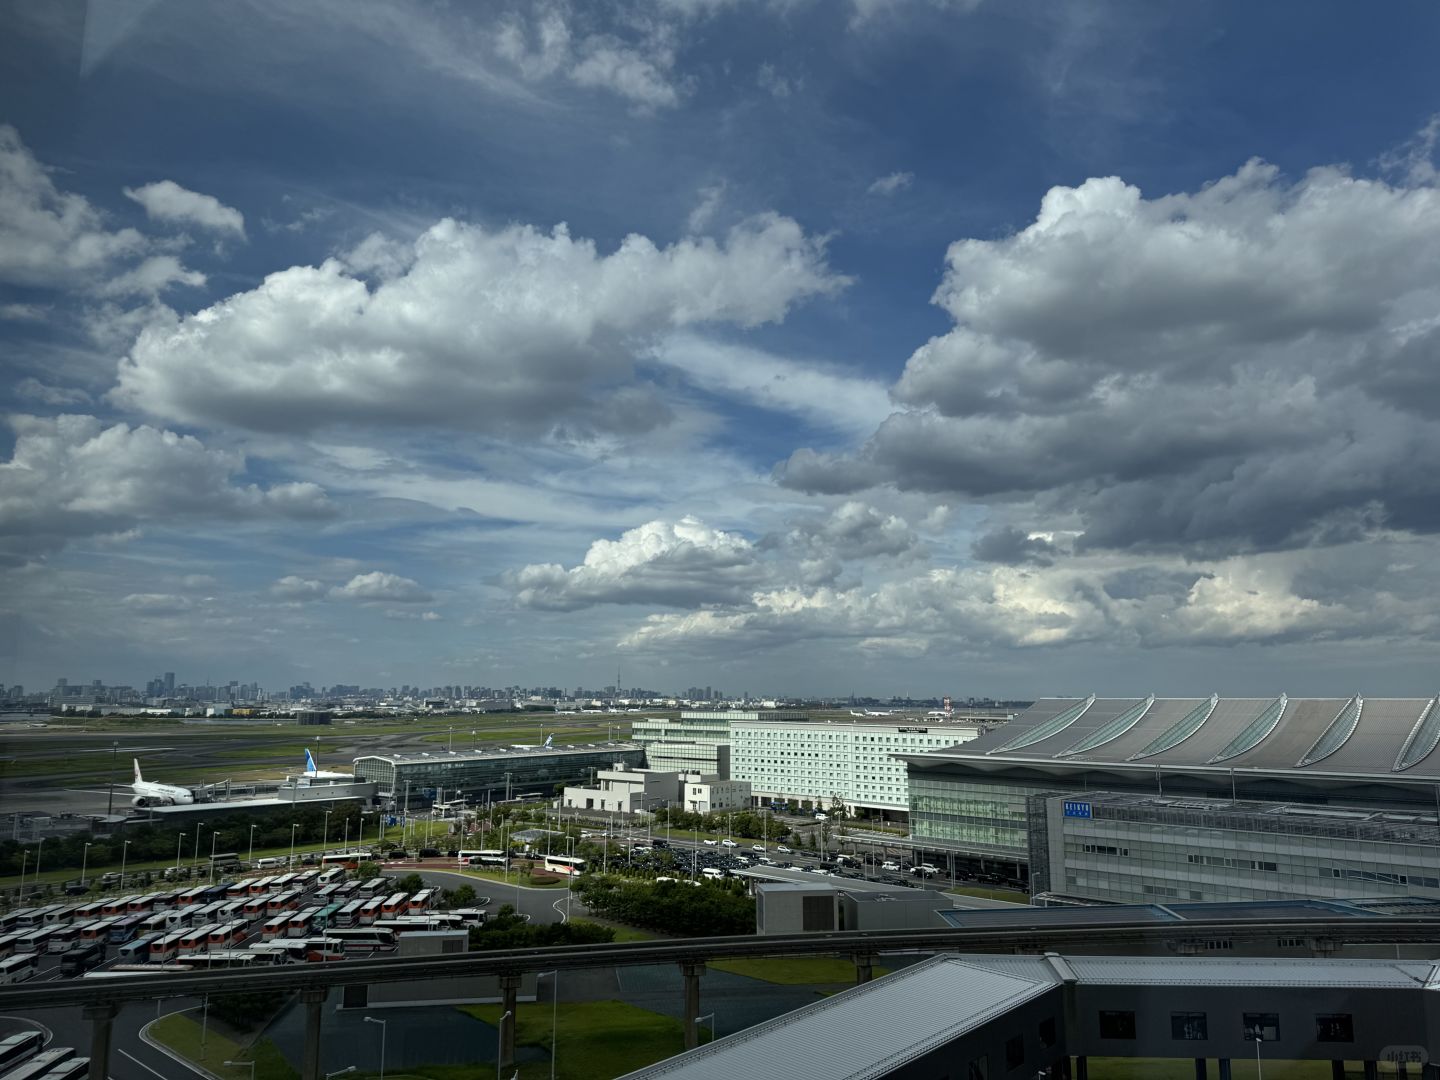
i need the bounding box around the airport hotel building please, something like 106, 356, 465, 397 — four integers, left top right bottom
901, 694, 1440, 904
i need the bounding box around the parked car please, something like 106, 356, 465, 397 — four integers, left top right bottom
721, 839, 738, 848
702, 839, 719, 846
750, 844, 766, 852
775, 844, 791, 853
881, 860, 901, 871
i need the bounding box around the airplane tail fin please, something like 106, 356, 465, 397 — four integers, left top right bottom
133, 758, 143, 784
543, 734, 553, 748
304, 748, 318, 774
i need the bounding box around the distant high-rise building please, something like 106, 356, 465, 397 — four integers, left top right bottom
163, 672, 175, 693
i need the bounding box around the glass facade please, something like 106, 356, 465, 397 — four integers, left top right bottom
909, 774, 1058, 858
353, 746, 645, 803
1032, 792, 1440, 904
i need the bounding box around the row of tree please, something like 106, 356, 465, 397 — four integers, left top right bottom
648, 807, 794, 842
572, 874, 754, 936
468, 905, 615, 950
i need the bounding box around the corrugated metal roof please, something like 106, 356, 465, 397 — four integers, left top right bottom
1065, 955, 1432, 989
617, 956, 1056, 1080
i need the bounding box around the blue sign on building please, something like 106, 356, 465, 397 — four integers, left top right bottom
1063, 800, 1092, 818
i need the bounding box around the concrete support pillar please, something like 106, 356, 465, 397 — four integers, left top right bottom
1194, 1058, 1208, 1080
852, 953, 875, 984
1420, 1063, 1440, 1080
300, 988, 325, 1080
1074, 1056, 1088, 1080
1331, 1062, 1346, 1080
83, 1003, 116, 1080
1398, 1064, 1409, 1080
499, 973, 522, 1074
1364, 1062, 1379, 1080
1056, 1056, 1072, 1080
681, 962, 705, 1050
1217, 1059, 1231, 1080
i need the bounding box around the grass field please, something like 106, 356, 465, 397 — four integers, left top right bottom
1089, 1059, 1368, 1079
460, 1000, 703, 1079
709, 955, 889, 984
945, 883, 1030, 903
148, 1012, 297, 1080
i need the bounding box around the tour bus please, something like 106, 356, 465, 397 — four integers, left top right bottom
78, 919, 115, 946
248, 876, 276, 894
225, 880, 251, 900
108, 914, 147, 944
0, 931, 31, 958
458, 849, 506, 867
287, 907, 323, 938
0, 911, 32, 933
0, 954, 40, 984
245, 941, 296, 964
267, 873, 297, 891
15, 927, 59, 953
183, 950, 259, 969
84, 965, 190, 977
139, 912, 172, 935
217, 900, 246, 921
46, 923, 83, 954
406, 889, 435, 912
542, 854, 586, 877
125, 895, 156, 914
334, 899, 364, 928
260, 917, 287, 942
0, 1031, 44, 1072
332, 881, 360, 899
293, 938, 346, 963
60, 943, 103, 976
449, 908, 488, 926
207, 920, 249, 949
175, 886, 210, 907
358, 899, 383, 925
201, 884, 231, 903
148, 891, 181, 911
118, 935, 159, 962
312, 904, 342, 931
380, 893, 409, 916
148, 931, 187, 963
358, 877, 389, 897
242, 895, 268, 919
322, 927, 397, 951
178, 925, 220, 954
32, 1055, 89, 1080
70, 902, 104, 923
98, 897, 132, 919
266, 889, 303, 915
1, 1048, 75, 1080
293, 869, 321, 888
314, 884, 340, 903
24, 905, 68, 927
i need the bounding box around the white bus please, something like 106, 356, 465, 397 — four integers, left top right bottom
322, 927, 397, 951
458, 849, 507, 867
357, 877, 389, 897
0, 954, 41, 984
542, 854, 586, 877
334, 900, 365, 928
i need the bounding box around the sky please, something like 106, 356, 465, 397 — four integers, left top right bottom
2, 0, 1440, 699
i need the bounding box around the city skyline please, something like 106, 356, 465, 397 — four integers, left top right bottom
4, 3, 1440, 696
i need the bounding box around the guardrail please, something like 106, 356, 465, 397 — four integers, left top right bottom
6, 915, 1440, 1009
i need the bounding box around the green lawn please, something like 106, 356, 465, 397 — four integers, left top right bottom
460, 1000, 704, 1079
945, 883, 1029, 903
571, 918, 657, 942
1090, 1059, 1361, 1079
148, 1013, 297, 1080
454, 866, 570, 889
709, 955, 889, 984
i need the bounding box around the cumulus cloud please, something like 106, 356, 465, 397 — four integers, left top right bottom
790, 501, 921, 561
113, 214, 845, 436
0, 414, 333, 563
0, 125, 145, 288
970, 526, 1059, 567
123, 179, 246, 237
97, 254, 206, 298
867, 171, 914, 196
270, 575, 328, 601
781, 151, 1440, 557
330, 571, 434, 604
506, 516, 764, 611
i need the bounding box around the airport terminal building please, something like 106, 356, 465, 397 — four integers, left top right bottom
901, 694, 1440, 888
353, 743, 645, 806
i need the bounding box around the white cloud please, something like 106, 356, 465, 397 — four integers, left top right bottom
0, 303, 47, 322
123, 179, 246, 237
686, 183, 726, 234
506, 516, 764, 610
866, 171, 914, 196
330, 571, 434, 604
122, 593, 193, 616
0, 414, 333, 564
97, 254, 206, 298
15, 378, 92, 407
113, 213, 846, 435
648, 333, 889, 438
270, 575, 328, 601
0, 125, 145, 288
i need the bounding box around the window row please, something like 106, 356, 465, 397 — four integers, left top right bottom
1099, 1010, 1352, 1043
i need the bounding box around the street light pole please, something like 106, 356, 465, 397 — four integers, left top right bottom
193, 821, 203, 874
247, 825, 257, 867
209, 831, 219, 884
175, 832, 183, 879
364, 1017, 388, 1080
496, 1011, 512, 1080
289, 823, 299, 868
34, 838, 44, 893
323, 811, 333, 856
18, 850, 27, 903
81, 842, 92, 887
120, 841, 131, 890
106, 741, 119, 817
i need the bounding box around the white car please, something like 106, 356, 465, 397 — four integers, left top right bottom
775, 845, 791, 854
721, 838, 738, 848
751, 844, 766, 852
702, 839, 719, 846
881, 860, 901, 871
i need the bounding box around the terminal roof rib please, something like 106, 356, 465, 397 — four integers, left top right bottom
1057, 695, 1154, 758
1128, 696, 1217, 761
1309, 698, 1431, 774
1297, 696, 1363, 768
987, 694, 1094, 754
1394, 696, 1440, 772
1207, 694, 1288, 764
1219, 698, 1349, 770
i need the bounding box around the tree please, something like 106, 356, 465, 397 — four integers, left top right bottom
441, 884, 477, 909
395, 872, 424, 894
355, 861, 380, 881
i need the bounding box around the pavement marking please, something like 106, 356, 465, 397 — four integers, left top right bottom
119, 1050, 174, 1080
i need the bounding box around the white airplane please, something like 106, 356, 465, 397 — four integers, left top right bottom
511, 734, 555, 751
130, 758, 194, 806
303, 748, 353, 780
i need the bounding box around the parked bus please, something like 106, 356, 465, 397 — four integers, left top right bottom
60, 943, 103, 976
357, 878, 388, 897
358, 899, 383, 925
225, 881, 252, 900
46, 924, 82, 954
70, 902, 104, 923
175, 887, 209, 907
245, 941, 297, 964
108, 914, 146, 944
0, 954, 41, 984
458, 849, 507, 867
182, 950, 259, 969
21, 905, 66, 927
313, 884, 339, 903
260, 917, 287, 942
119, 935, 160, 962
207, 920, 248, 949
242, 895, 268, 919
293, 870, 321, 888
148, 931, 186, 963
84, 965, 190, 977
0, 932, 30, 958
1, 1049, 75, 1080
406, 889, 435, 912
201, 885, 231, 904
542, 854, 586, 877
248, 876, 276, 894
286, 908, 323, 938
33, 1056, 89, 1080
125, 895, 156, 915
77, 919, 115, 945
217, 901, 246, 921
14, 928, 58, 954
0, 911, 32, 933
312, 904, 342, 931
333, 900, 364, 929
332, 882, 360, 899
178, 925, 220, 953
149, 891, 181, 911
380, 893, 409, 916
0, 1031, 44, 1072
450, 908, 488, 926
323, 927, 397, 951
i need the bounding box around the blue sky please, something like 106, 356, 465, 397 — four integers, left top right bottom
3, 0, 1440, 698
